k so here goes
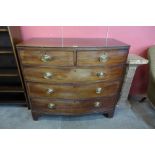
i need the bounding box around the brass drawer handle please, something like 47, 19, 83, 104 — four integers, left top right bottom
94, 101, 101, 107
41, 54, 52, 62
47, 88, 54, 94
99, 53, 108, 62
48, 103, 55, 109
43, 72, 53, 79
96, 72, 104, 78
96, 88, 102, 94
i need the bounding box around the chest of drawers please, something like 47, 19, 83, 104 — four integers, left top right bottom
17, 38, 130, 120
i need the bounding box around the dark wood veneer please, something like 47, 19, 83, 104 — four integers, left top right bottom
31, 96, 117, 116
27, 80, 121, 99
16, 38, 130, 120
19, 49, 74, 66
17, 38, 130, 49
23, 65, 125, 84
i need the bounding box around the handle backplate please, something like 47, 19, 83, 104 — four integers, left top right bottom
43, 72, 53, 79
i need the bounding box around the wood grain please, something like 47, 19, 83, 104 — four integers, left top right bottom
31, 96, 117, 115
27, 80, 121, 99
19, 49, 74, 66
23, 66, 125, 84
16, 38, 130, 119
16, 38, 130, 49
77, 50, 128, 66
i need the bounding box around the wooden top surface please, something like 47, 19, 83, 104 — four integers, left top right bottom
17, 38, 130, 48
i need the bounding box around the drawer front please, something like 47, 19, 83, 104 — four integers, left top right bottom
18, 48, 74, 66
27, 81, 121, 99
31, 97, 117, 115
24, 66, 125, 83
77, 50, 128, 66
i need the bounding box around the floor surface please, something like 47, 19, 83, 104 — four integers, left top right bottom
0, 100, 154, 129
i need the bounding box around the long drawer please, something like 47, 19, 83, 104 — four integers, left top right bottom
18, 48, 74, 66
31, 97, 117, 115
23, 66, 125, 84
27, 80, 121, 99
77, 50, 128, 66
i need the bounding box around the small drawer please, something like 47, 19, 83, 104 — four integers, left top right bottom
31, 97, 117, 115
18, 48, 74, 66
23, 66, 125, 84
77, 50, 128, 66
27, 81, 121, 99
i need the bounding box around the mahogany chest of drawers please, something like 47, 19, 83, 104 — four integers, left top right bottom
16, 38, 130, 120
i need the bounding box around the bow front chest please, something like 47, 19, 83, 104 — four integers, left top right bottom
17, 38, 130, 120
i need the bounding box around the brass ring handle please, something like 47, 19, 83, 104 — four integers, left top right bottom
47, 88, 54, 94
94, 101, 101, 107
41, 54, 52, 62
99, 53, 108, 62
96, 72, 104, 78
43, 72, 53, 79
96, 88, 102, 94
48, 103, 55, 109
